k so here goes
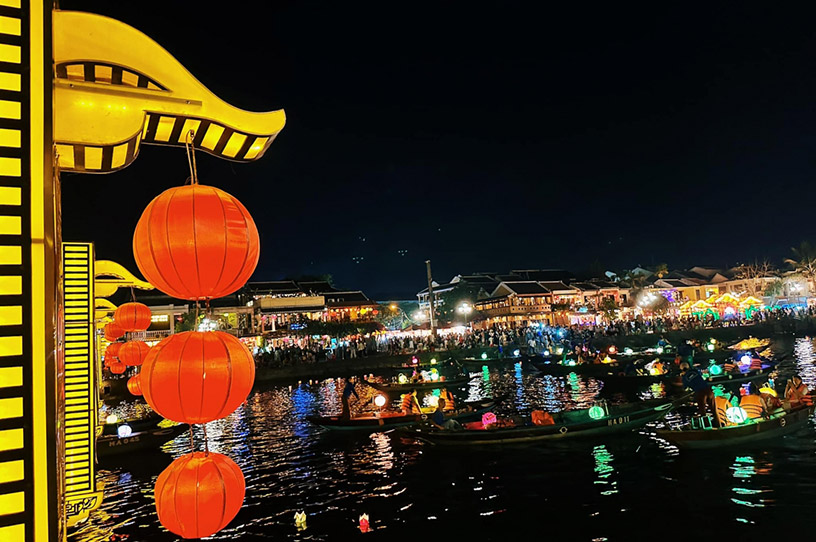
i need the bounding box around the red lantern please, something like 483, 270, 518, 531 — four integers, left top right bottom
114, 302, 152, 332
132, 184, 260, 300
127, 374, 143, 396
104, 322, 125, 341
105, 342, 122, 361
155, 451, 245, 539
119, 341, 151, 366
141, 331, 255, 424
109, 362, 127, 375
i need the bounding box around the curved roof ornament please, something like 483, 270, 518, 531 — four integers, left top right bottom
53, 10, 286, 173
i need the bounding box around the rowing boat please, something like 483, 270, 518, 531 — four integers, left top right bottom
598, 362, 777, 389
399, 397, 676, 445
97, 419, 188, 457
656, 400, 815, 450
306, 397, 498, 431
363, 374, 473, 392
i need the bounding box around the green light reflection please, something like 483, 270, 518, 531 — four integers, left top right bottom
592, 445, 618, 496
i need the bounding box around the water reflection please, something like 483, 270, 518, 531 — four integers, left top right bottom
730, 454, 774, 523
592, 445, 618, 496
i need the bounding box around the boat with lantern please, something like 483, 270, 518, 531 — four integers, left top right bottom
306, 397, 499, 431
399, 397, 678, 445
655, 397, 815, 450
598, 358, 777, 390
97, 412, 188, 458
363, 374, 474, 392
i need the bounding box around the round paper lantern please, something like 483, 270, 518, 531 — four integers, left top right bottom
109, 362, 127, 375
114, 302, 152, 332
141, 331, 255, 424
105, 342, 122, 361
127, 374, 143, 396
104, 322, 125, 341
132, 184, 260, 300
119, 340, 151, 366
155, 451, 245, 539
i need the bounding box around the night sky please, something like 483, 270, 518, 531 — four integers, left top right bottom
59, 2, 816, 299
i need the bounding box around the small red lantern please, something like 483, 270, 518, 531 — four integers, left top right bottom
141, 331, 255, 424
109, 361, 127, 375
105, 342, 122, 361
104, 322, 125, 341
114, 302, 152, 332
154, 451, 245, 539
119, 341, 151, 366
132, 184, 260, 301
127, 374, 143, 396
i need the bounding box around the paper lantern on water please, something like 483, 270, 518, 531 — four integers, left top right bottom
482, 412, 497, 426
155, 451, 245, 539
141, 331, 255, 424
109, 361, 127, 375
132, 184, 260, 300
114, 302, 152, 332
119, 340, 151, 366
127, 374, 143, 396
104, 322, 125, 341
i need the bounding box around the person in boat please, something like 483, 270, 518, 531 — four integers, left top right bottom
739, 383, 768, 420
680, 361, 716, 418
401, 389, 422, 415
430, 398, 461, 430
759, 386, 783, 413
341, 376, 359, 419
785, 375, 812, 407
439, 387, 455, 411
651, 360, 666, 375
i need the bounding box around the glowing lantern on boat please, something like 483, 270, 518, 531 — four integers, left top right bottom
726, 406, 748, 424
119, 340, 151, 366
114, 302, 152, 332
374, 394, 387, 408
588, 406, 606, 420
154, 451, 245, 539
608, 345, 617, 354
411, 356, 418, 365
482, 412, 497, 426
104, 322, 125, 341
127, 374, 143, 396
427, 395, 439, 407
624, 347, 633, 355
117, 424, 132, 439
105, 414, 118, 424
740, 354, 751, 366
707, 343, 715, 352
556, 347, 564, 355
709, 364, 723, 376
430, 369, 439, 381
543, 350, 551, 357
398, 373, 408, 384
108, 361, 126, 375
141, 331, 255, 424
133, 184, 260, 300
430, 358, 437, 365
481, 352, 488, 360
655, 346, 664, 355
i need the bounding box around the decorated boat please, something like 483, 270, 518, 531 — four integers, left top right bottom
599, 361, 777, 389
363, 374, 473, 392
306, 397, 499, 431
656, 399, 815, 450
97, 414, 188, 457
399, 397, 677, 445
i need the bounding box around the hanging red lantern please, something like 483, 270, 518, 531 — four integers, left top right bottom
127, 374, 143, 396
141, 331, 255, 424
104, 322, 125, 341
119, 340, 151, 366
154, 451, 245, 539
114, 302, 152, 332
132, 184, 260, 300
109, 361, 127, 375
105, 342, 122, 361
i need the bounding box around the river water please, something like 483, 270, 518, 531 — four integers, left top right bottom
70, 337, 816, 542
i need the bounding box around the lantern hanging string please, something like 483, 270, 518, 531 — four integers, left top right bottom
184, 130, 199, 185
188, 426, 195, 452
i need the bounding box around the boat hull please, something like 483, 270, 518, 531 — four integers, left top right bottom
364, 375, 472, 393
97, 423, 188, 457
656, 404, 815, 450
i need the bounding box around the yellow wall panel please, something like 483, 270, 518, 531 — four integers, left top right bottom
85, 146, 103, 170
0, 491, 25, 515
0, 156, 20, 176
0, 275, 22, 295
0, 460, 24, 484
0, 43, 20, 64
0, 366, 23, 388
0, 397, 23, 419
201, 124, 224, 150
0, 186, 20, 206
0, 15, 21, 35
0, 127, 21, 148
0, 305, 22, 325
0, 245, 22, 265
0, 215, 21, 235
0, 525, 24, 540
0, 72, 20, 92
0, 336, 23, 357
0, 428, 23, 451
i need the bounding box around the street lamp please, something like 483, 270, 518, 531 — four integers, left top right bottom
458, 302, 473, 325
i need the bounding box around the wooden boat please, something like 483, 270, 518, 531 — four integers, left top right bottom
306, 397, 498, 431
599, 361, 777, 389
97, 420, 188, 457
528, 358, 624, 377
656, 400, 815, 450
363, 374, 473, 392
399, 397, 676, 445
457, 356, 522, 369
